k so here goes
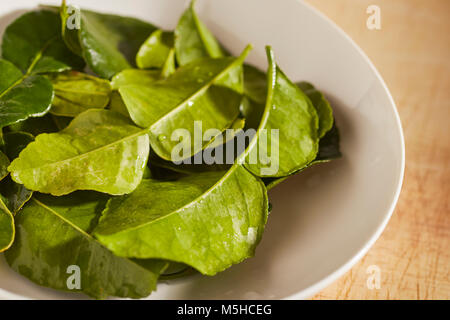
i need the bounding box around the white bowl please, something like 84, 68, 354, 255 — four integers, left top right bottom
0, 0, 404, 300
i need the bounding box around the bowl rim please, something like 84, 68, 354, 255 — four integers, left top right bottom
284, 0, 405, 300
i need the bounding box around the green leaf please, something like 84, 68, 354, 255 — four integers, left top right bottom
243, 64, 267, 105
94, 165, 268, 275
264, 122, 342, 190
49, 71, 112, 117
2, 131, 34, 160
175, 0, 225, 66
108, 92, 130, 118
314, 121, 341, 162
160, 49, 176, 78
241, 65, 268, 130
119, 46, 250, 160
1, 132, 34, 214
136, 29, 174, 69
7, 114, 59, 136
0, 196, 14, 253
244, 47, 319, 177
61, 3, 157, 79
0, 150, 9, 182
4, 193, 167, 299
1, 10, 84, 74
0, 59, 54, 129
111, 69, 160, 90
8, 109, 150, 196
297, 81, 333, 138
0, 177, 33, 214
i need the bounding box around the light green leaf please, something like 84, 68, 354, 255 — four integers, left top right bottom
175, 0, 225, 66
207, 117, 246, 150
108, 92, 130, 118
61, 2, 157, 79
0, 59, 54, 129
8, 109, 149, 196
297, 81, 333, 138
111, 69, 160, 90
3, 131, 35, 160
0, 196, 14, 253
136, 29, 174, 69
160, 48, 176, 78
1, 10, 84, 74
119, 46, 250, 160
49, 71, 112, 117
94, 165, 268, 275
244, 47, 319, 177
4, 193, 167, 299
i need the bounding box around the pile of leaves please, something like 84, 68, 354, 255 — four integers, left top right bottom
0, 1, 341, 299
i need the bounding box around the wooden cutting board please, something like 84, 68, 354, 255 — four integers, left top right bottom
305, 0, 450, 300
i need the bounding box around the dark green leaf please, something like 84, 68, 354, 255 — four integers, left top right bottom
0, 59, 54, 129
1, 10, 84, 74
264, 121, 342, 190
94, 166, 268, 275
1, 132, 34, 214
0, 196, 14, 253
61, 2, 157, 79
7, 114, 59, 136
3, 131, 34, 160
51, 115, 73, 131
5, 193, 167, 299
136, 29, 174, 69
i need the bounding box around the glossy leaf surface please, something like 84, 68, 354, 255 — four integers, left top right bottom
0, 150, 9, 181
244, 47, 319, 177
95, 166, 268, 275
61, 3, 156, 79
264, 122, 341, 190
2, 131, 34, 160
136, 30, 174, 69
174, 0, 225, 66
49, 71, 112, 117
0, 59, 54, 129
8, 110, 149, 196
119, 47, 250, 160
5, 193, 166, 299
2, 10, 84, 74
0, 177, 33, 214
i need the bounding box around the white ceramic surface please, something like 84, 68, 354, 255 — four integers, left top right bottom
0, 0, 404, 300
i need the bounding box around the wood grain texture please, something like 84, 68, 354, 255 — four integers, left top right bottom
304, 0, 449, 300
